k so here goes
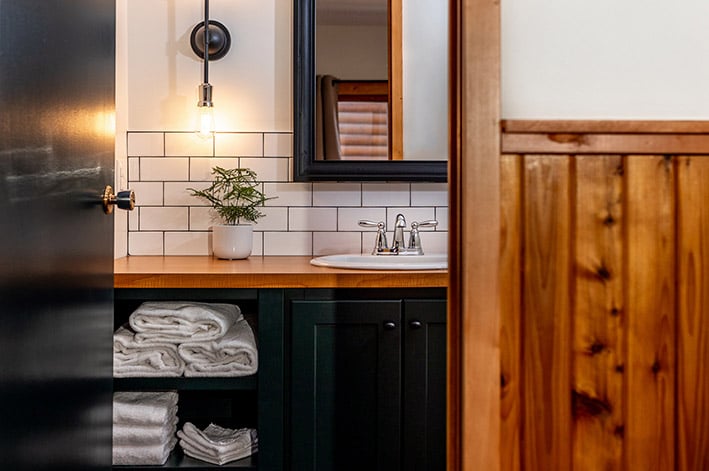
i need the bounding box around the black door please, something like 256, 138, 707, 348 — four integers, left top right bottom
0, 1, 116, 469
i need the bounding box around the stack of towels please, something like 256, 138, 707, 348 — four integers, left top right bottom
112, 391, 179, 465
113, 301, 258, 377
177, 422, 258, 465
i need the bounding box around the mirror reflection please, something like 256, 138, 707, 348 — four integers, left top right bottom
315, 0, 448, 162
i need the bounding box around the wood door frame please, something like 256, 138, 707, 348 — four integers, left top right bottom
448, 0, 501, 470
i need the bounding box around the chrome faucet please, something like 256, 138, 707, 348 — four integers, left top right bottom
391, 214, 407, 251
359, 214, 438, 255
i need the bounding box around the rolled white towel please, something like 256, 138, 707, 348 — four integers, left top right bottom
113, 391, 178, 427
177, 422, 258, 466
179, 317, 258, 377
113, 325, 185, 377
129, 302, 240, 344
112, 436, 177, 466
113, 415, 178, 447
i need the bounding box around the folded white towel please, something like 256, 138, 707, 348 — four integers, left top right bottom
113, 391, 178, 426
180, 439, 258, 466
178, 317, 258, 377
129, 302, 240, 344
113, 325, 185, 377
177, 422, 258, 466
112, 436, 177, 466
113, 415, 178, 447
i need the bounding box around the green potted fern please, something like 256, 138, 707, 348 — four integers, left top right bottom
188, 166, 274, 259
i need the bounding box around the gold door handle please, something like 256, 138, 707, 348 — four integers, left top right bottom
102, 185, 135, 214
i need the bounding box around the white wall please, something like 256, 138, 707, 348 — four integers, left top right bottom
124, 0, 291, 132
502, 0, 709, 118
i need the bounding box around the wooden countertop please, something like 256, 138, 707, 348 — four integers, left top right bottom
114, 256, 448, 289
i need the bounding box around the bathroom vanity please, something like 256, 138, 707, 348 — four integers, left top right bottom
114, 256, 447, 470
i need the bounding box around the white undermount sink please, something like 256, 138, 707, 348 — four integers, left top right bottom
310, 253, 447, 270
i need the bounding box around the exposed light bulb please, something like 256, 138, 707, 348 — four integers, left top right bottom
198, 104, 215, 138
197, 83, 214, 138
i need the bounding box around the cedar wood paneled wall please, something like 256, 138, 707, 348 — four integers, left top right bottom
499, 121, 709, 471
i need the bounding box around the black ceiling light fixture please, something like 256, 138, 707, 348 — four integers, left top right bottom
190, 0, 231, 136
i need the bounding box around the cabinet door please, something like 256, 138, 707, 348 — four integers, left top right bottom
291, 300, 402, 471
403, 300, 447, 471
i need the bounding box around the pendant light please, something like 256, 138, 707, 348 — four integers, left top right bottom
190, 0, 231, 137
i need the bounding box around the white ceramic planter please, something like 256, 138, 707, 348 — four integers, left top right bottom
212, 224, 253, 259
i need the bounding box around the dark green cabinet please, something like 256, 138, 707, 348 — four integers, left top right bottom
402, 300, 447, 470
113, 288, 445, 471
289, 292, 446, 471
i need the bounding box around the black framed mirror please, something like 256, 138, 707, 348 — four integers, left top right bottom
293, 0, 448, 182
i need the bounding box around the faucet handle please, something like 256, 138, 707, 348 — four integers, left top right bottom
414, 220, 438, 229
407, 220, 438, 255
359, 220, 388, 254
358, 219, 385, 229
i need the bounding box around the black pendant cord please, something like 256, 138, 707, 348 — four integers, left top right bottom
203, 0, 210, 84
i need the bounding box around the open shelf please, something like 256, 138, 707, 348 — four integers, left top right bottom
114, 449, 257, 469
113, 375, 257, 391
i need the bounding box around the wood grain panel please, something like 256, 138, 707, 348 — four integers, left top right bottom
502, 120, 709, 134
389, 0, 403, 160
572, 156, 625, 471
625, 156, 676, 471
114, 256, 447, 289
451, 0, 501, 470
502, 133, 709, 155
676, 156, 709, 471
522, 155, 572, 471
499, 155, 521, 471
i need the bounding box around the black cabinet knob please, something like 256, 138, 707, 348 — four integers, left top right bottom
410, 320, 422, 329
383, 321, 396, 330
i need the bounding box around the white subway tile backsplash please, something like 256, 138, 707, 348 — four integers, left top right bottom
256, 207, 289, 231
435, 207, 449, 231
128, 158, 140, 181
189, 207, 215, 230
313, 232, 362, 256
215, 133, 263, 157
362, 183, 410, 207
264, 183, 311, 206
130, 182, 163, 206
165, 232, 210, 256
141, 158, 189, 181
129, 208, 139, 231
140, 207, 189, 231
386, 207, 436, 228
313, 182, 361, 207
164, 182, 203, 206
289, 207, 337, 231
129, 232, 164, 255
251, 232, 264, 256
411, 183, 448, 206
127, 132, 164, 156
165, 133, 214, 157
338, 207, 387, 232
240, 157, 289, 182
264, 133, 293, 157
419, 231, 448, 254
125, 131, 449, 257
189, 157, 240, 181
263, 232, 312, 256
